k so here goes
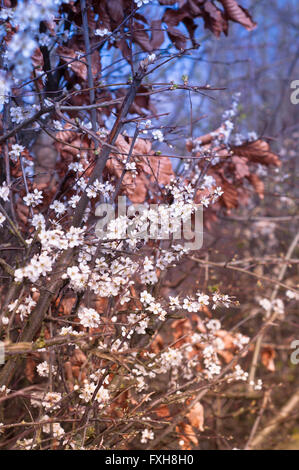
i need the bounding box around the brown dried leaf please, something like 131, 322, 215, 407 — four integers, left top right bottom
201, 1, 228, 37
106, 0, 124, 24
57, 296, 76, 316
133, 21, 151, 52
220, 0, 256, 30
141, 154, 174, 186
232, 156, 250, 179
57, 46, 87, 81
155, 404, 171, 418
176, 423, 198, 449
261, 347, 276, 372
186, 128, 221, 151
32, 47, 44, 70
94, 1, 111, 30
132, 85, 154, 114
107, 136, 173, 203
57, 46, 100, 81
25, 357, 36, 383
187, 402, 204, 432
71, 349, 87, 367
117, 38, 132, 63
167, 26, 187, 50
232, 139, 281, 167
150, 333, 164, 353
247, 173, 264, 199
64, 361, 74, 392
150, 19, 164, 49
220, 179, 238, 209
95, 297, 109, 313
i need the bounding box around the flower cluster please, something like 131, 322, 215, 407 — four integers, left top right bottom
0, 182, 9, 202
78, 307, 101, 328
8, 295, 36, 321
3, 0, 70, 82
259, 298, 285, 316
23, 189, 43, 207
79, 381, 110, 408
86, 179, 114, 199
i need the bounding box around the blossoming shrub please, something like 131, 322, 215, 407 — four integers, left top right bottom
0, 0, 291, 450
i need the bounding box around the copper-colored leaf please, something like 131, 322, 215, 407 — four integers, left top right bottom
176, 423, 198, 449
106, 0, 124, 24
71, 349, 87, 366
220, 179, 238, 209
64, 361, 74, 392
117, 38, 132, 63
186, 128, 221, 151
232, 139, 281, 167
187, 402, 204, 432
150, 20, 164, 49
133, 21, 151, 52
107, 136, 173, 203
261, 347, 276, 372
141, 154, 174, 186
232, 156, 250, 179
57, 46, 100, 81
57, 296, 76, 316
150, 333, 164, 353
25, 357, 36, 383
57, 46, 87, 81
155, 404, 171, 418
247, 173, 264, 199
95, 297, 109, 313
167, 27, 187, 50
202, 1, 228, 37
32, 47, 44, 70
220, 0, 256, 30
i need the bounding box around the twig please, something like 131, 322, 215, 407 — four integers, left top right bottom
248, 231, 299, 389
80, 0, 97, 132
110, 125, 139, 203
244, 389, 271, 449
190, 255, 299, 292
249, 388, 299, 449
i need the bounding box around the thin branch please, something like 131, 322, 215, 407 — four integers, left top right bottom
248, 231, 299, 389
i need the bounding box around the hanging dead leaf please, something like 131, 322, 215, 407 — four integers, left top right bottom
186, 402, 204, 432
71, 349, 87, 367
106, 0, 124, 24
247, 173, 265, 199
150, 20, 164, 49
150, 333, 164, 353
261, 347, 276, 372
232, 139, 281, 167
167, 27, 187, 50
220, 0, 256, 30
232, 156, 250, 179
57, 45, 100, 81
176, 423, 198, 449
56, 296, 76, 316
141, 154, 174, 186
201, 1, 228, 37
220, 179, 238, 209
133, 21, 151, 52
64, 361, 74, 392
25, 357, 36, 383
155, 404, 171, 419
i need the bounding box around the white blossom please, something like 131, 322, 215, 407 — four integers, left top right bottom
23, 189, 43, 207
140, 428, 154, 443
78, 307, 101, 328
0, 182, 9, 202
